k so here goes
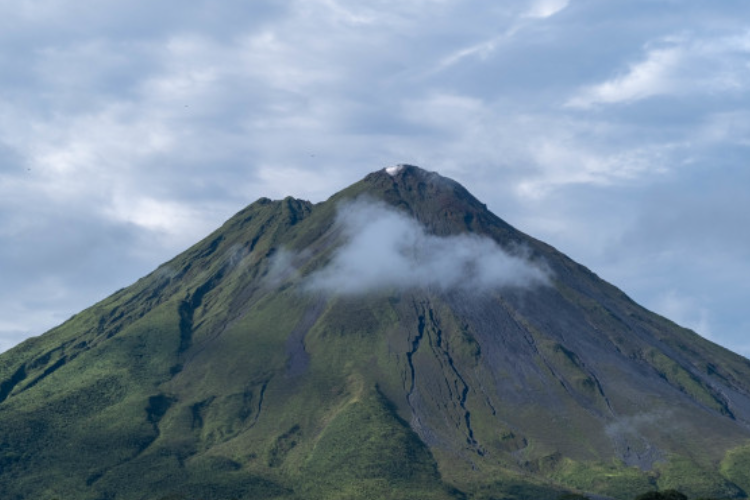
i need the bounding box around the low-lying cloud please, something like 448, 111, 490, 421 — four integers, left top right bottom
304, 199, 550, 295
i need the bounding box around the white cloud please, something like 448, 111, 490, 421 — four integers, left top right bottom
568, 31, 750, 108
525, 0, 569, 19
399, 94, 675, 198
105, 197, 202, 239
567, 46, 683, 108
515, 137, 674, 199
436, 37, 505, 70
434, 0, 570, 71
311, 0, 379, 26
304, 199, 550, 295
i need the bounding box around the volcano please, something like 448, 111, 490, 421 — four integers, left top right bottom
1, 165, 750, 500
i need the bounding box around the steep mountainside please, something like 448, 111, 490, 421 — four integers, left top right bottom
2, 165, 750, 500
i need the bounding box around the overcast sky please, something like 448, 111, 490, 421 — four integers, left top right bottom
1, 0, 748, 356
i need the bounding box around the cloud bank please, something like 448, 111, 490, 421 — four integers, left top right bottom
305, 199, 550, 295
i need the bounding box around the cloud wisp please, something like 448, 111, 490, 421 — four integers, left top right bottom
567, 31, 750, 108
304, 199, 550, 295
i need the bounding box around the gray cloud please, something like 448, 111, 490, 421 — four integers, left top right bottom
305, 199, 550, 295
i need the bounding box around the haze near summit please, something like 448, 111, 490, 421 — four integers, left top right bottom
0, 1, 748, 356
305, 196, 550, 295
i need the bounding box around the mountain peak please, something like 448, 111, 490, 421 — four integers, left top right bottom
331, 163, 508, 239
384, 163, 409, 176
382, 163, 431, 177
370, 163, 454, 187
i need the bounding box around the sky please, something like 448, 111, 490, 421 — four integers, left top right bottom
0, 0, 748, 356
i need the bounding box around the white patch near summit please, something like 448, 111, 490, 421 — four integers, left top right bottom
304, 199, 551, 295
385, 165, 404, 176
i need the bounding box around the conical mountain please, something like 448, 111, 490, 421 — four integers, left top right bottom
2, 165, 750, 500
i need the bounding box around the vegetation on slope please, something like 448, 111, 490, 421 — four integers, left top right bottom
1, 166, 750, 500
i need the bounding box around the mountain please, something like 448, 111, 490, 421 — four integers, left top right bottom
2, 164, 750, 500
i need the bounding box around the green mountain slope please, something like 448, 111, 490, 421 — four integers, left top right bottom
1, 165, 750, 500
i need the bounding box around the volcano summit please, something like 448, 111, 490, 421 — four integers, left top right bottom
1, 165, 750, 500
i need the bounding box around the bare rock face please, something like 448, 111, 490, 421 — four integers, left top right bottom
1, 165, 750, 500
